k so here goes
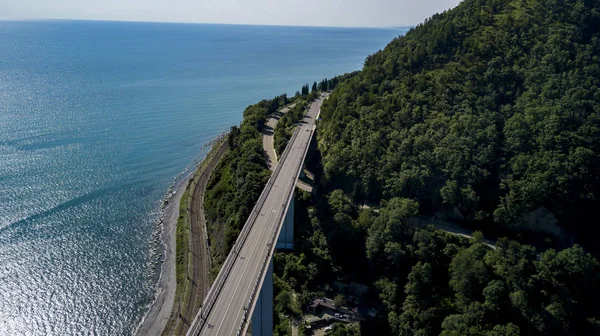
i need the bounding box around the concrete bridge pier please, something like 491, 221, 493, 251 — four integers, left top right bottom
252, 257, 273, 336
299, 167, 306, 179
252, 195, 294, 335
275, 197, 294, 250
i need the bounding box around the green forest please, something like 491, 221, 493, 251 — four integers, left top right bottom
318, 0, 600, 252
272, 191, 600, 335
276, 0, 600, 334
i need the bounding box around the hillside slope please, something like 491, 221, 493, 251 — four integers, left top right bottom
318, 0, 600, 247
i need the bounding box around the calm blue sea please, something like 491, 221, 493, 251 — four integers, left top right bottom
0, 20, 406, 335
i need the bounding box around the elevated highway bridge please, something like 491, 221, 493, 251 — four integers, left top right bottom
186, 94, 325, 336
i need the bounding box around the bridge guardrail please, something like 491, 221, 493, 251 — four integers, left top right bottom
233, 128, 300, 253
236, 126, 315, 335
187, 127, 301, 336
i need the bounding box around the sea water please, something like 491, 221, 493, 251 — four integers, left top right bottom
0, 20, 407, 335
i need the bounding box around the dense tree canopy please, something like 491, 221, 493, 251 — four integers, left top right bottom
298, 0, 600, 333
365, 199, 600, 335
301, 190, 600, 335
317, 0, 600, 250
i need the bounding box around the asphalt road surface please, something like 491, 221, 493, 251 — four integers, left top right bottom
187, 95, 325, 336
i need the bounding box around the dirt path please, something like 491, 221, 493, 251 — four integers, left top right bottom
262, 102, 316, 193
262, 103, 314, 193
262, 103, 296, 170
418, 217, 497, 249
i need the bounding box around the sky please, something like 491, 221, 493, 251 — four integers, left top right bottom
1, 0, 462, 27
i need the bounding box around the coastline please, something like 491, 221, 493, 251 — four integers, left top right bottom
135, 133, 227, 336
135, 172, 190, 336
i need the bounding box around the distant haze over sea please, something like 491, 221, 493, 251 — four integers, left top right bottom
0, 20, 406, 334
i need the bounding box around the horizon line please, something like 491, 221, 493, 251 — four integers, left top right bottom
0, 17, 414, 30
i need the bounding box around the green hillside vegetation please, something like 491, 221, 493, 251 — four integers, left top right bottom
273, 188, 600, 335
275, 72, 361, 156
317, 0, 600, 251
270, 0, 600, 334
363, 199, 600, 335
204, 95, 287, 269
